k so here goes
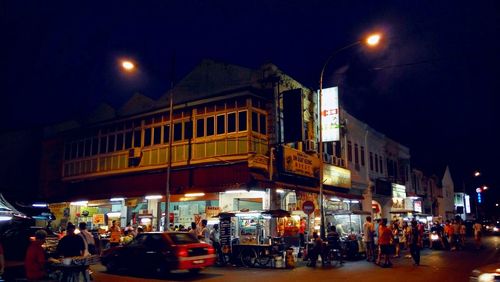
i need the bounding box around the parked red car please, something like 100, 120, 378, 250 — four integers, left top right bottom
101, 231, 215, 275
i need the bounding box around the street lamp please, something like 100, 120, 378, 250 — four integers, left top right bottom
121, 60, 136, 72
318, 33, 382, 239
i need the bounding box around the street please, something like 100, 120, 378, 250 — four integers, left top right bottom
91, 235, 500, 282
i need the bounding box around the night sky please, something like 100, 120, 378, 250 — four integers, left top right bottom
1, 1, 499, 202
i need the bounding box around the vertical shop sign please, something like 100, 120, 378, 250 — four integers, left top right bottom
219, 217, 231, 252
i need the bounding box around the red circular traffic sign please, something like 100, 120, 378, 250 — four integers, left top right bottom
302, 201, 315, 215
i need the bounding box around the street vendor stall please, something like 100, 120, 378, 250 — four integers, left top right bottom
214, 210, 291, 268
325, 210, 370, 260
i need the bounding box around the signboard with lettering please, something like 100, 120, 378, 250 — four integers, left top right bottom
320, 87, 340, 142
392, 184, 406, 198
219, 216, 231, 252
282, 146, 320, 178
248, 153, 269, 172
323, 164, 351, 189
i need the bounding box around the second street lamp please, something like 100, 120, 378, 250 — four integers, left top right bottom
318, 33, 382, 239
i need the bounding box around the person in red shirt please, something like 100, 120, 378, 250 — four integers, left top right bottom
376, 218, 392, 267
25, 230, 48, 280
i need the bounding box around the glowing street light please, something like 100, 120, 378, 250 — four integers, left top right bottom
366, 34, 382, 46
482, 186, 488, 190
121, 60, 135, 71
474, 171, 481, 177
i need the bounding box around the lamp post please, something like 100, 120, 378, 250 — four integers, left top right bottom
318, 33, 381, 239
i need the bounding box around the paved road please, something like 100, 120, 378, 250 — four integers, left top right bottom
92, 235, 500, 282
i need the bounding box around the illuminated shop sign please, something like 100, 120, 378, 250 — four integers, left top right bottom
282, 146, 320, 178
323, 164, 351, 189
465, 195, 471, 213
414, 201, 422, 213
320, 87, 340, 142
392, 184, 406, 198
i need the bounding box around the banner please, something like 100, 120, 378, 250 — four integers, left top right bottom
323, 164, 351, 188
320, 87, 340, 142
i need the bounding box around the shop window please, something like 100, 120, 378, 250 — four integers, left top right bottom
238, 111, 247, 131
108, 135, 116, 152
217, 114, 225, 135
354, 143, 359, 164
196, 118, 204, 138
185, 121, 193, 139
360, 146, 365, 166
144, 128, 152, 147
116, 133, 124, 151
369, 152, 373, 171
259, 114, 267, 134
347, 141, 352, 162
173, 122, 183, 141
133, 130, 141, 148
99, 137, 107, 154
227, 112, 236, 133
251, 112, 258, 132
91, 138, 98, 155
163, 125, 170, 143
153, 126, 161, 145
207, 116, 215, 136
125, 132, 132, 149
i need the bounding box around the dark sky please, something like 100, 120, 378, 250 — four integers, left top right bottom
1, 1, 499, 200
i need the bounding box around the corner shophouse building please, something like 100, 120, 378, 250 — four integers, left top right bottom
39, 59, 361, 231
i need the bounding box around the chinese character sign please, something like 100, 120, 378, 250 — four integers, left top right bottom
321, 87, 340, 142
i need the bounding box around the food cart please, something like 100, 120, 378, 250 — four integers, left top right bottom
326, 210, 370, 259
214, 210, 291, 268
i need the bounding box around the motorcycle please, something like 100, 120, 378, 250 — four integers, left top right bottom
429, 231, 444, 249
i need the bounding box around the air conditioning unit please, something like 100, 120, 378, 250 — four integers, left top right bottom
128, 148, 142, 158
305, 139, 316, 153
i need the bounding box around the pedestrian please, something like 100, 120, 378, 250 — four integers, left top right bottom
109, 220, 122, 247
376, 219, 392, 267
444, 220, 453, 250
307, 232, 323, 267
79, 222, 97, 255
137, 226, 144, 235
209, 224, 224, 264
56, 222, 85, 257
392, 221, 401, 258
325, 226, 342, 265
460, 221, 467, 247
473, 220, 482, 250
452, 219, 461, 250
409, 220, 422, 266
189, 222, 198, 238
363, 216, 375, 262
200, 219, 210, 242
24, 230, 48, 280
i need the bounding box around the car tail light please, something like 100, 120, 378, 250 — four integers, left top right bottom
207, 246, 215, 254
177, 247, 189, 257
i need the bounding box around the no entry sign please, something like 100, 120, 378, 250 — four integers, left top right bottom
302, 201, 315, 215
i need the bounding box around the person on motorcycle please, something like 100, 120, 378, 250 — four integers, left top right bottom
324, 226, 342, 264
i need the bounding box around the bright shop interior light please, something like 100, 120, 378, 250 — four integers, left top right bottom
331, 198, 340, 202
350, 200, 360, 204
107, 212, 121, 217
235, 213, 261, 217
145, 195, 163, 200
32, 203, 48, 208
276, 189, 285, 193
0, 216, 13, 221
184, 193, 205, 197
110, 198, 125, 202
224, 190, 248, 194
70, 201, 88, 206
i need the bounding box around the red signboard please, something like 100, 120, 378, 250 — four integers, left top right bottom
302, 201, 315, 215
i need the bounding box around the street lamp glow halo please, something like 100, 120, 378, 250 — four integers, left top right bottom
121, 60, 135, 71
366, 34, 381, 46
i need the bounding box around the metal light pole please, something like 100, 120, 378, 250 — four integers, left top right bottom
318, 34, 381, 239
165, 56, 175, 231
